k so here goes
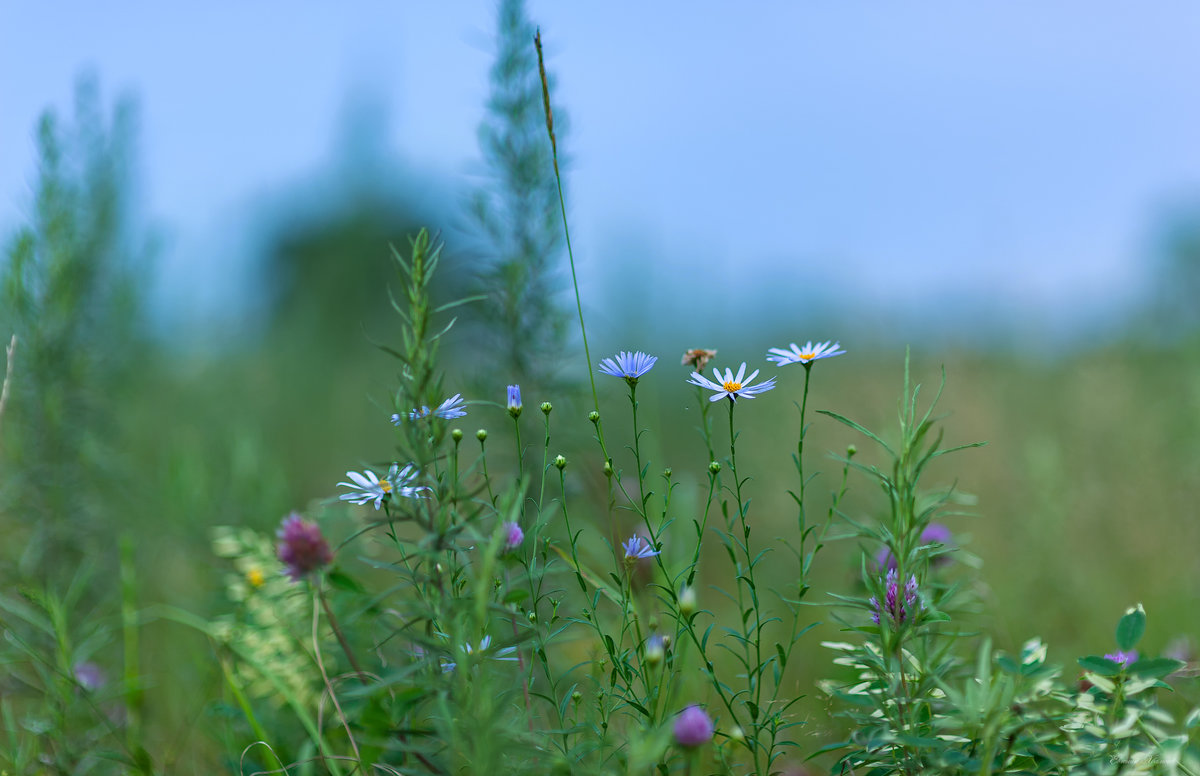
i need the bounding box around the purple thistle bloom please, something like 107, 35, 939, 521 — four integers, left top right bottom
1104, 650, 1139, 666
622, 535, 660, 560
673, 705, 715, 748
276, 513, 333, 581
503, 521, 524, 552
870, 569, 922, 628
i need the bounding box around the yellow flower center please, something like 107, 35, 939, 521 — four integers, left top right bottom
799, 353, 816, 360
722, 380, 743, 392
381, 480, 394, 494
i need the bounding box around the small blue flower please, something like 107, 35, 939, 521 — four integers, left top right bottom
598, 351, 658, 383
623, 535, 660, 560
394, 394, 468, 424
507, 385, 522, 417
766, 340, 846, 366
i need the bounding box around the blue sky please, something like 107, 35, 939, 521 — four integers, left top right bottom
3, 3, 1199, 344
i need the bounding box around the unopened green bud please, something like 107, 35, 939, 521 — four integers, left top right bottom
541, 401, 553, 415
588, 411, 600, 424
527, 610, 537, 623
602, 460, 613, 477
554, 454, 567, 470
679, 586, 697, 617
662, 467, 672, 479
730, 725, 745, 743
571, 690, 582, 703
847, 444, 857, 457
644, 635, 664, 666
476, 429, 488, 442
708, 460, 721, 474
451, 428, 463, 442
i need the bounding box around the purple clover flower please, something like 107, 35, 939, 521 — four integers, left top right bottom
869, 569, 922, 628
874, 523, 954, 571
73, 661, 106, 692
503, 521, 524, 552
1104, 650, 1139, 666
276, 513, 333, 581
673, 705, 715, 748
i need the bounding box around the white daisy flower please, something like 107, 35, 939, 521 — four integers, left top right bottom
338, 464, 427, 509
687, 362, 777, 402
766, 341, 845, 366
440, 635, 519, 673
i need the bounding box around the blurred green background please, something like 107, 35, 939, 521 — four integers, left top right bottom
2, 1, 1199, 770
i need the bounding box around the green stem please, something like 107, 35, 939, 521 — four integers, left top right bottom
535, 31, 598, 414
317, 584, 368, 684
726, 398, 763, 774
628, 381, 650, 519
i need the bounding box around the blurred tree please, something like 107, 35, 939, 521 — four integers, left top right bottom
462, 0, 571, 397
1145, 201, 1200, 342
257, 91, 442, 352
0, 75, 151, 582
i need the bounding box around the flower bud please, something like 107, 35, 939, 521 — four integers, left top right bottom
662, 467, 672, 479
541, 401, 553, 415
708, 460, 721, 474
674, 705, 714, 748
571, 690, 582, 703
644, 635, 664, 666
602, 460, 613, 477
679, 586, 697, 617
729, 725, 745, 743
588, 411, 600, 424
554, 454, 567, 470
527, 610, 537, 623
503, 521, 524, 552
476, 429, 488, 442
847, 444, 857, 457
506, 384, 522, 418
